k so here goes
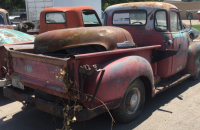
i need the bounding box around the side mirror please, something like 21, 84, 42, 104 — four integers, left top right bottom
186, 12, 193, 20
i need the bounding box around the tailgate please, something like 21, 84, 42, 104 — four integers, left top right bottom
8, 50, 72, 93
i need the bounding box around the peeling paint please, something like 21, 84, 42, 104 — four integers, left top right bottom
0, 29, 35, 45
20, 65, 33, 73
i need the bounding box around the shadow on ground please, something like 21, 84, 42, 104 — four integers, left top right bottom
0, 87, 14, 106
0, 79, 199, 130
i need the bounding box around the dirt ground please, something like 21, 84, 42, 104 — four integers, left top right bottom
1, 78, 200, 130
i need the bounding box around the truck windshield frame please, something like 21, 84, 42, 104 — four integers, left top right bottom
0, 13, 5, 25
112, 10, 147, 26
6, 13, 11, 25
170, 11, 182, 32
45, 12, 66, 24
82, 10, 102, 27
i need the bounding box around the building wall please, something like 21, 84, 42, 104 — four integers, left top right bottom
170, 2, 200, 19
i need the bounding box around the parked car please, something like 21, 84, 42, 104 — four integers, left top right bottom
182, 23, 199, 41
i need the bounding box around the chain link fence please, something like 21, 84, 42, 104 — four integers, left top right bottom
7, 9, 26, 16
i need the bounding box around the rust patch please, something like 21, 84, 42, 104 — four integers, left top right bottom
118, 2, 177, 9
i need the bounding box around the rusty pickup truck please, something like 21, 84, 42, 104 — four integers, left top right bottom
3, 2, 200, 127
0, 6, 101, 87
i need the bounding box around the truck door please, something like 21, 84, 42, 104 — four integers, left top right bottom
170, 9, 188, 75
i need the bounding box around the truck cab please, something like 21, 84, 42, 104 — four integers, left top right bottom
0, 8, 13, 29
104, 2, 189, 80
24, 6, 102, 34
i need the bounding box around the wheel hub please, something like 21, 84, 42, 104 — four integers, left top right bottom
125, 87, 141, 115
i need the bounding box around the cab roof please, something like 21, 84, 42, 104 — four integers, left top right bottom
41, 6, 95, 13
0, 8, 8, 14
105, 2, 178, 14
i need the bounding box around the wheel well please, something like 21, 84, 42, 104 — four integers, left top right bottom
139, 76, 152, 97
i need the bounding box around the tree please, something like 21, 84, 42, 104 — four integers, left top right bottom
0, 0, 25, 10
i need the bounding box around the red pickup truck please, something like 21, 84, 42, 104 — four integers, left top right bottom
3, 2, 200, 127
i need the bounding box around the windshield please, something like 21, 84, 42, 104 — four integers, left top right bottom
46, 12, 66, 24
82, 10, 101, 27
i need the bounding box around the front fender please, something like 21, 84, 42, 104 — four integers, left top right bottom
184, 42, 200, 76
83, 56, 154, 108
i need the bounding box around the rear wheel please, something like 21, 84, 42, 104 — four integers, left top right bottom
112, 78, 145, 123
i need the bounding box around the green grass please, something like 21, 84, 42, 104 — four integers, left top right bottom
191, 25, 200, 31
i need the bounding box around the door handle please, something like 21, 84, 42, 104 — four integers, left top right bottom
166, 43, 181, 51
168, 40, 173, 45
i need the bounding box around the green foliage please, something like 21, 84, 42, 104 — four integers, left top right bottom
0, 0, 25, 10
191, 25, 200, 31
102, 0, 163, 10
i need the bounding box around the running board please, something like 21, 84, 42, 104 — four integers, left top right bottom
155, 74, 191, 95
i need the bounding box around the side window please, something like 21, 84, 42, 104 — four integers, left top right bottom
155, 11, 167, 31
170, 12, 182, 32
46, 12, 66, 24
113, 11, 146, 26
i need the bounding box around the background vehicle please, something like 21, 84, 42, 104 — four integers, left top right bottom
15, 6, 102, 34
3, 2, 200, 129
0, 8, 13, 29
25, 0, 102, 22
182, 22, 199, 41
9, 12, 27, 24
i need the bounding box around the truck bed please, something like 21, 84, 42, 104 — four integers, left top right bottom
8, 50, 73, 99
7, 45, 160, 99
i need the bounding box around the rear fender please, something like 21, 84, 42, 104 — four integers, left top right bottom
83, 56, 154, 108
184, 42, 200, 76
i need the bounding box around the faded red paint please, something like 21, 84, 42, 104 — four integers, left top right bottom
105, 2, 189, 78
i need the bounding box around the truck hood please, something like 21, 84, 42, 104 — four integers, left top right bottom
0, 29, 35, 46
34, 26, 134, 54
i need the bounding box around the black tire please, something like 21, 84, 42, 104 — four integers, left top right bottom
22, 21, 35, 29
111, 78, 145, 123
191, 59, 200, 80
190, 33, 194, 41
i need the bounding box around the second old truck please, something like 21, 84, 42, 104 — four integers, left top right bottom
3, 2, 200, 126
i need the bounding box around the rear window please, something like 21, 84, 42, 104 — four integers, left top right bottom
82, 10, 101, 27
113, 11, 146, 25
45, 12, 66, 24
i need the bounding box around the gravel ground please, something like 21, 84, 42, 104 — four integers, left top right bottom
0, 78, 200, 130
